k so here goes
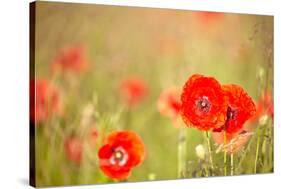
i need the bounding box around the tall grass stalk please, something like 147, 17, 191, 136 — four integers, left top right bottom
177, 128, 187, 178
205, 131, 214, 175
230, 152, 234, 175
223, 130, 227, 176
254, 127, 261, 173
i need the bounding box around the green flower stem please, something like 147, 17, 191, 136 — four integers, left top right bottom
254, 127, 261, 173
224, 130, 227, 176
264, 119, 273, 172
269, 121, 273, 170
178, 128, 187, 178
205, 131, 214, 175
125, 106, 131, 129
261, 123, 269, 172
230, 152, 234, 176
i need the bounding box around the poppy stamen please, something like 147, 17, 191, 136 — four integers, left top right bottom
196, 96, 211, 113
109, 147, 128, 166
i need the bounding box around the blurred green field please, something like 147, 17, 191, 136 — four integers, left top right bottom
32, 1, 273, 187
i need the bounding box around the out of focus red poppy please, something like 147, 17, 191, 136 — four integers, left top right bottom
195, 11, 224, 25
214, 84, 256, 134
64, 137, 83, 164
30, 79, 62, 124
157, 87, 181, 119
51, 45, 89, 74
98, 131, 145, 180
158, 87, 183, 128
120, 77, 148, 106
181, 74, 228, 131
249, 91, 273, 123
212, 130, 252, 154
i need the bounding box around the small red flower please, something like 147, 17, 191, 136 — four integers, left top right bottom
216, 84, 256, 134
30, 79, 62, 124
157, 87, 181, 119
98, 131, 145, 180
51, 45, 88, 74
120, 77, 148, 106
64, 137, 83, 164
181, 74, 228, 131
212, 130, 252, 154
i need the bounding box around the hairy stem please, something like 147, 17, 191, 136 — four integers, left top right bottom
230, 152, 234, 176
205, 131, 214, 175
178, 128, 187, 178
254, 127, 261, 173
224, 130, 227, 176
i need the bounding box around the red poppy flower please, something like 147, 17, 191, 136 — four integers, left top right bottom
157, 87, 181, 119
196, 11, 224, 25
98, 131, 145, 180
64, 137, 83, 164
51, 45, 88, 74
181, 74, 228, 131
120, 77, 148, 106
30, 79, 62, 124
215, 84, 256, 134
249, 91, 273, 123
212, 130, 252, 154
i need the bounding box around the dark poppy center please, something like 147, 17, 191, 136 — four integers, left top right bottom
196, 96, 211, 113
226, 107, 237, 120
109, 146, 129, 166
113, 151, 124, 161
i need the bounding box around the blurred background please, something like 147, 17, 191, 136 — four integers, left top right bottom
32, 1, 273, 187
